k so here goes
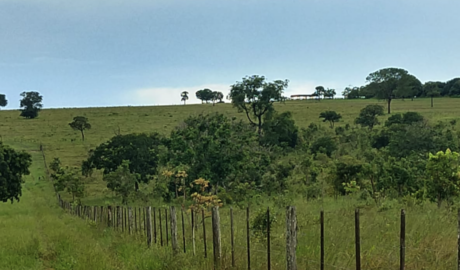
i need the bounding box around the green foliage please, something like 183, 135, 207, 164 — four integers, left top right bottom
315, 86, 325, 99
355, 104, 384, 129
69, 116, 91, 141
425, 149, 460, 207
319, 110, 342, 128
82, 133, 164, 185
180, 91, 189, 105
0, 142, 32, 203
50, 157, 85, 203
229, 75, 288, 135
260, 111, 298, 148
0, 94, 7, 107
251, 208, 276, 240
332, 156, 363, 195
167, 113, 271, 192
103, 160, 137, 205
19, 91, 43, 119
195, 89, 213, 103
310, 136, 337, 157
385, 112, 424, 127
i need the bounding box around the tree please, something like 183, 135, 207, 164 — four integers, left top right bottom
315, 86, 325, 100
424, 82, 441, 108
103, 160, 137, 205
0, 94, 7, 108
310, 136, 337, 157
196, 89, 214, 104
167, 113, 271, 192
213, 91, 224, 104
0, 142, 32, 203
69, 116, 91, 141
50, 159, 85, 203
260, 111, 298, 148
19, 91, 43, 119
324, 88, 336, 99
425, 149, 460, 207
365, 68, 414, 114
82, 133, 164, 188
181, 91, 189, 105
355, 104, 384, 129
229, 75, 288, 135
319, 111, 342, 128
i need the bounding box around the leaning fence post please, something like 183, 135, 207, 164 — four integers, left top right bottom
147, 206, 153, 247
212, 206, 222, 268
170, 206, 179, 254
286, 206, 297, 270
355, 209, 361, 270
267, 207, 271, 270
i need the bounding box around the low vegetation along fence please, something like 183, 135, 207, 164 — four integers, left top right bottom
56, 196, 460, 270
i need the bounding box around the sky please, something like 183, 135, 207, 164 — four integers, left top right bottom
0, 0, 459, 109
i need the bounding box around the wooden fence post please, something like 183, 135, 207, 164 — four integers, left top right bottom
93, 206, 97, 223
100, 206, 103, 223
147, 206, 153, 247
116, 206, 121, 230
107, 206, 112, 227
165, 208, 169, 246
202, 208, 207, 258
135, 207, 138, 233
212, 206, 222, 268
181, 207, 186, 253
247, 206, 251, 270
400, 209, 406, 270
286, 206, 297, 270
267, 207, 271, 270
320, 211, 324, 270
170, 206, 179, 254
153, 207, 157, 243
355, 209, 361, 270
129, 207, 134, 235
159, 208, 163, 246
230, 207, 235, 267
192, 210, 196, 256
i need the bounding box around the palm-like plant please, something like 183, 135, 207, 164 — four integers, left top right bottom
181, 91, 189, 105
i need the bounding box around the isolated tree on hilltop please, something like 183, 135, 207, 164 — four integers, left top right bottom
229, 75, 288, 135
324, 89, 336, 99
315, 86, 325, 100
196, 89, 213, 103
0, 94, 7, 108
19, 91, 43, 119
355, 104, 384, 129
0, 142, 32, 203
212, 91, 224, 105
69, 116, 91, 141
365, 68, 416, 114
181, 91, 189, 105
319, 111, 342, 128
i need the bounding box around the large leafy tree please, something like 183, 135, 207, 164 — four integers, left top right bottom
0, 142, 32, 203
365, 68, 415, 114
229, 75, 288, 135
196, 89, 214, 104
82, 133, 164, 188
260, 111, 298, 148
19, 91, 43, 119
181, 91, 189, 105
0, 94, 7, 108
355, 104, 384, 129
319, 111, 342, 128
69, 116, 91, 141
50, 158, 85, 203
324, 88, 336, 99
167, 113, 271, 191
315, 86, 325, 100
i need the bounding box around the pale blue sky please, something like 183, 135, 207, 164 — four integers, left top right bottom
0, 0, 459, 108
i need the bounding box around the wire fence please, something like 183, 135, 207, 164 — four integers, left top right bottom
40, 145, 460, 270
